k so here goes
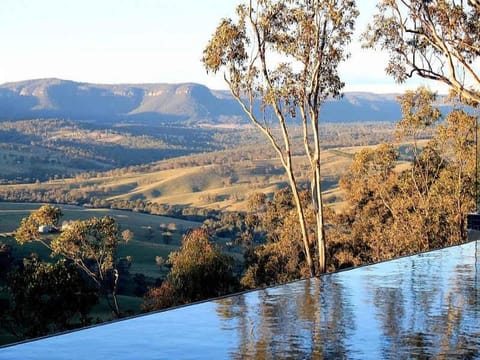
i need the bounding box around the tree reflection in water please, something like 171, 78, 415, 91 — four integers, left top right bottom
216, 241, 480, 359
215, 277, 354, 359
371, 242, 480, 359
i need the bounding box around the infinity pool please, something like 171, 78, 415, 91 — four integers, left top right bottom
1, 241, 479, 359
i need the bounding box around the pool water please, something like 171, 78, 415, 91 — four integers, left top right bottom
1, 241, 479, 359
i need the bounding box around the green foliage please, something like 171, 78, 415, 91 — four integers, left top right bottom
396, 87, 442, 143
203, 18, 248, 75
52, 216, 119, 277
51, 216, 121, 316
1, 257, 98, 340
31, 204, 63, 227
240, 188, 313, 288
14, 216, 39, 245
13, 208, 123, 317
203, 0, 358, 102
241, 239, 304, 289
142, 228, 238, 311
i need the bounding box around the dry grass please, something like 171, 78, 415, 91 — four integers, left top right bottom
95, 148, 356, 211
0, 142, 417, 213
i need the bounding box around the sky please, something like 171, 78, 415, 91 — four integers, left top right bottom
0, 0, 446, 93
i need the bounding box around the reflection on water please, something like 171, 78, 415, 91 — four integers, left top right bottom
1, 241, 479, 359
216, 241, 480, 359
216, 277, 354, 359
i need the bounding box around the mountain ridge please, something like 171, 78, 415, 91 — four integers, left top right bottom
0, 78, 406, 124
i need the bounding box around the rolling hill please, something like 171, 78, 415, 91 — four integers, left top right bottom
0, 78, 405, 124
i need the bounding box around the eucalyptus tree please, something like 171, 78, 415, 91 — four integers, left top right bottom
203, 0, 358, 274
339, 88, 476, 262
15, 204, 62, 248
51, 216, 121, 317
14, 207, 122, 317
363, 0, 480, 105
142, 228, 237, 311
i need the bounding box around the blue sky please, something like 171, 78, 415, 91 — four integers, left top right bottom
0, 0, 444, 93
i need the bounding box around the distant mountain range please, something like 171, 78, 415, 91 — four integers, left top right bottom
0, 78, 406, 125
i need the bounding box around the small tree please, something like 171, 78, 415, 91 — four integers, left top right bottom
15, 205, 62, 248
121, 229, 134, 244
50, 216, 121, 317
14, 207, 122, 317
143, 228, 238, 311
203, 0, 358, 274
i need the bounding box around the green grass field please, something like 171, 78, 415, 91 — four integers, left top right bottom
0, 201, 207, 281
0, 202, 201, 233
0, 201, 243, 295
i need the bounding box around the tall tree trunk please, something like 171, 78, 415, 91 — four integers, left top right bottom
285, 160, 315, 277
203, 0, 359, 278
314, 164, 326, 273
311, 108, 326, 273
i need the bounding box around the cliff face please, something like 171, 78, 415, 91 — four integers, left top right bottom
0, 78, 406, 124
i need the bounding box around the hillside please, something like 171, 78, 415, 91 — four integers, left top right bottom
0, 146, 356, 213
0, 117, 251, 182
0, 78, 405, 124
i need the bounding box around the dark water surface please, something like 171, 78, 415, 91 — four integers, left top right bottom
1, 241, 479, 359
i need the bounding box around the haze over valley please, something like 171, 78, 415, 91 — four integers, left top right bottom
0, 78, 408, 191
0, 78, 404, 125
0, 78, 403, 213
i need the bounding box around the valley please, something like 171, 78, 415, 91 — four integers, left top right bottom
0, 79, 441, 346
0, 121, 399, 213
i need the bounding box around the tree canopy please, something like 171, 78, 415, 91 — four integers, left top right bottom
203, 0, 359, 274
337, 88, 476, 263
51, 216, 121, 316
142, 228, 238, 311
14, 207, 122, 317
1, 257, 98, 340
15, 204, 62, 247
363, 0, 480, 105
